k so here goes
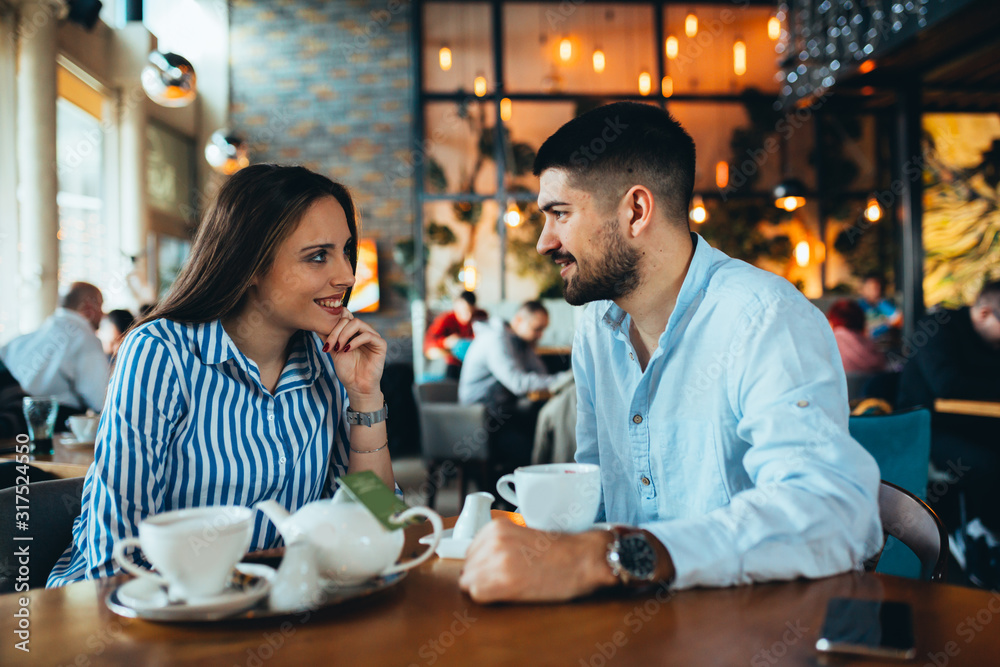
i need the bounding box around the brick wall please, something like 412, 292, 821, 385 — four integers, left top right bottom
230, 0, 415, 362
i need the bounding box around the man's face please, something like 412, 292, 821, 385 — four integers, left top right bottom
511, 311, 549, 345
861, 278, 882, 304
78, 293, 104, 330
971, 304, 1000, 348
453, 299, 474, 325
535, 169, 640, 306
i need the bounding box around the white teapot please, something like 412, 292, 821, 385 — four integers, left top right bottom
257, 489, 443, 585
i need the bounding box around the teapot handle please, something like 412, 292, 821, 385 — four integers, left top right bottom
382, 506, 443, 576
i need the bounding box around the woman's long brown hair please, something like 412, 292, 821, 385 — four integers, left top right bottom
134, 164, 359, 329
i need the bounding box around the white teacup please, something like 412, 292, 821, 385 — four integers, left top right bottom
112, 506, 254, 602
67, 414, 100, 441
496, 463, 601, 532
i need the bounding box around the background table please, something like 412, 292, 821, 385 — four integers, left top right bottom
935, 399, 1000, 419
3, 512, 1000, 666
0, 434, 94, 478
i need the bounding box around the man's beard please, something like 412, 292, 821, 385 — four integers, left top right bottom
563, 218, 641, 306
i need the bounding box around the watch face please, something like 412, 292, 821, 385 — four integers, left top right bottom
620, 534, 657, 581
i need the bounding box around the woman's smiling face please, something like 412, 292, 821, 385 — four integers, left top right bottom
245, 196, 357, 338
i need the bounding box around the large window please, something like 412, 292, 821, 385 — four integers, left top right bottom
417, 1, 882, 304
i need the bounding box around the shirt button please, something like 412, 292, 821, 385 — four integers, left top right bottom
796, 400, 809, 408
268, 415, 275, 421
641, 476, 651, 486
632, 414, 643, 424
279, 457, 286, 464
629, 352, 634, 361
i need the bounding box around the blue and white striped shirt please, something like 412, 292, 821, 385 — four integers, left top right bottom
47, 318, 352, 587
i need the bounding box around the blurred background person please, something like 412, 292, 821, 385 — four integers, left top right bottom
0, 358, 28, 438
459, 300, 572, 477
424, 291, 485, 380
98, 309, 135, 358
0, 282, 109, 423
858, 273, 902, 340
827, 299, 886, 374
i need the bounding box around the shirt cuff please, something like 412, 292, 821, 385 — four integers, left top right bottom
641, 517, 741, 590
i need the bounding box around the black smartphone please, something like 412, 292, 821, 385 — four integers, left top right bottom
815, 598, 916, 660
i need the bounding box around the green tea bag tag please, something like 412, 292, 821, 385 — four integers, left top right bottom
337, 471, 412, 531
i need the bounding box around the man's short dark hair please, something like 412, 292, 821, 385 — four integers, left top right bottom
60, 282, 101, 310
518, 300, 548, 317
862, 273, 885, 288
533, 101, 696, 226
977, 279, 1000, 312
456, 291, 477, 307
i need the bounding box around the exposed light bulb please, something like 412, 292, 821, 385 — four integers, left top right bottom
864, 196, 883, 222
794, 241, 810, 267
460, 258, 477, 291
439, 46, 452, 71
685, 13, 698, 38
661, 75, 674, 97
638, 71, 652, 96
504, 203, 521, 227
768, 16, 781, 40
474, 75, 487, 97
715, 161, 729, 188
559, 37, 572, 62
500, 97, 512, 122
665, 36, 678, 59
734, 40, 747, 76
689, 195, 707, 224
592, 49, 606, 73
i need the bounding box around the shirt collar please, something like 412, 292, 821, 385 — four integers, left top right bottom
194, 320, 321, 390
599, 232, 714, 339
54, 307, 95, 330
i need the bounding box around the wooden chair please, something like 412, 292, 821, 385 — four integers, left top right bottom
0, 476, 84, 591
412, 380, 490, 509
865, 480, 948, 582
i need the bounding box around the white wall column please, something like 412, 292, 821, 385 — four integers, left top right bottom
15, 0, 62, 331
0, 6, 21, 342
112, 24, 153, 269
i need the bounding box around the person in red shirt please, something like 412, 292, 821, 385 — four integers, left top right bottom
424, 291, 485, 379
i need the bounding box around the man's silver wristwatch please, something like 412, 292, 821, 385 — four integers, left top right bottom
345, 402, 388, 427
605, 526, 659, 587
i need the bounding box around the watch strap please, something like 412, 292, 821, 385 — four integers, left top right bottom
345, 402, 388, 427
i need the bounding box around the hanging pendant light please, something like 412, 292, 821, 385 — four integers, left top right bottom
474, 74, 487, 97
504, 202, 521, 227
141, 51, 197, 108
439, 46, 453, 71
768, 16, 781, 40
665, 35, 679, 60
733, 40, 747, 76
685, 12, 698, 38
638, 71, 652, 96
205, 130, 249, 175
559, 36, 573, 62
689, 195, 707, 224
661, 76, 674, 97
592, 49, 606, 73
500, 97, 512, 122
864, 195, 883, 222
773, 179, 808, 211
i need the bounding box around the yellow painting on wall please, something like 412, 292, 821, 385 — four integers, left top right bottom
922, 113, 1000, 307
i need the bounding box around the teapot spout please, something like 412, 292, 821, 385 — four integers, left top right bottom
256, 500, 292, 536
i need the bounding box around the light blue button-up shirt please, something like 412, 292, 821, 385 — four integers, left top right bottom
574, 234, 882, 589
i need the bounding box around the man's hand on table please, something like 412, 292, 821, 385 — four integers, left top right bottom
458, 520, 618, 603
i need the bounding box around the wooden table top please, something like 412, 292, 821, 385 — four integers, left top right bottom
0, 434, 94, 478
3, 512, 1000, 666
935, 398, 1000, 419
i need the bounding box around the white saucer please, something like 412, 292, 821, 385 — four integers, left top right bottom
60, 436, 95, 447
115, 563, 274, 621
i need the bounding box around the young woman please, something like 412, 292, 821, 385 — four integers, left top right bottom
48, 165, 393, 586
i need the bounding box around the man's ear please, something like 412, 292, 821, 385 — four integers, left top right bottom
621, 185, 654, 239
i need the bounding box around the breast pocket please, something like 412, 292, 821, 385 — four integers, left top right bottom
650, 419, 731, 520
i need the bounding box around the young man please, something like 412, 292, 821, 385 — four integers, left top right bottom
459, 102, 881, 602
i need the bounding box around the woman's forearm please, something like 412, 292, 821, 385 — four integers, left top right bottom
345, 391, 394, 488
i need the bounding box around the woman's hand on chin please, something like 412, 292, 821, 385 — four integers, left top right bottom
322, 309, 386, 405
